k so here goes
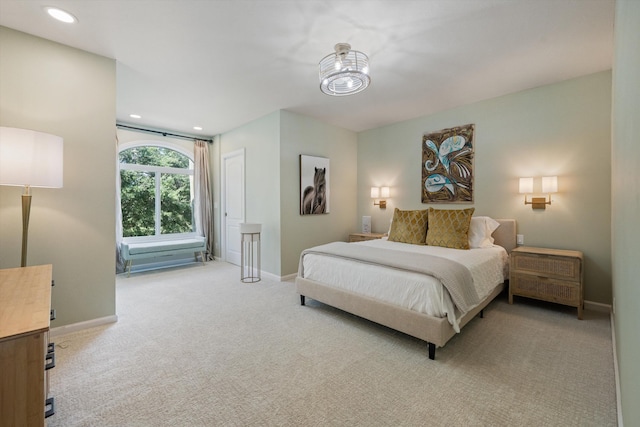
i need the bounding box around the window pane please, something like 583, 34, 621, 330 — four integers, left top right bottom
160, 173, 193, 234
120, 146, 190, 168
121, 170, 155, 237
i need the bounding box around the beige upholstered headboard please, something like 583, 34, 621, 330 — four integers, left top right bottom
493, 219, 516, 253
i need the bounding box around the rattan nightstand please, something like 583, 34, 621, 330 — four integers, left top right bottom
349, 232, 385, 242
509, 246, 584, 319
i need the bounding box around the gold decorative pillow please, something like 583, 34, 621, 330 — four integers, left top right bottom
388, 208, 429, 245
426, 207, 475, 249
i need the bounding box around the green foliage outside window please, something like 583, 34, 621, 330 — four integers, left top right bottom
160, 173, 193, 234
121, 170, 155, 237
120, 146, 193, 238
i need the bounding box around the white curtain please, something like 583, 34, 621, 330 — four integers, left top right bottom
194, 140, 214, 260
115, 132, 125, 273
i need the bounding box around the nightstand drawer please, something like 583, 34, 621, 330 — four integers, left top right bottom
512, 253, 581, 281
349, 233, 385, 242
510, 273, 580, 307
509, 246, 584, 319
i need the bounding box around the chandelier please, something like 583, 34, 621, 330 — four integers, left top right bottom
319, 43, 370, 96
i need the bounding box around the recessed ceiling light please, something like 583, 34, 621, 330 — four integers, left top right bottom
193, 126, 203, 131
129, 114, 142, 119
45, 7, 77, 24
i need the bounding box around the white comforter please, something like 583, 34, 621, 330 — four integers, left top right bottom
301, 238, 508, 332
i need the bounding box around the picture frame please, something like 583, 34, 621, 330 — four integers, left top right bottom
300, 155, 330, 215
422, 124, 474, 203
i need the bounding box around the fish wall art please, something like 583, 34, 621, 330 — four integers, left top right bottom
422, 124, 474, 203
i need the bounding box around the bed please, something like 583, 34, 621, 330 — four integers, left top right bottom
295, 212, 516, 360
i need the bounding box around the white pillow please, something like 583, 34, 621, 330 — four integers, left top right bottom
468, 216, 500, 248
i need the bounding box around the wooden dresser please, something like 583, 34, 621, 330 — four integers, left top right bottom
0, 265, 54, 427
509, 247, 584, 319
349, 232, 386, 242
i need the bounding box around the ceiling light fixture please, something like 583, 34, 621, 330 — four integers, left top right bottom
193, 126, 203, 131
129, 114, 142, 119
45, 7, 77, 23
319, 43, 370, 96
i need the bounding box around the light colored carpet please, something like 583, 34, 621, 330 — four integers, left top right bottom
48, 261, 616, 426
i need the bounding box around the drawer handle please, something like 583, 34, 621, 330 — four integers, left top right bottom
537, 276, 549, 280
45, 396, 55, 418
50, 308, 56, 321
45, 350, 56, 370
48, 342, 55, 354
51, 279, 55, 287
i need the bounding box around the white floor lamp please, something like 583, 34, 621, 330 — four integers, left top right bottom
0, 127, 64, 267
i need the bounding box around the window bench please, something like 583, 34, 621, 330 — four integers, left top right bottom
121, 236, 207, 276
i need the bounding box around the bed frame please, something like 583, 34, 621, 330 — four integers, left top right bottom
295, 219, 516, 360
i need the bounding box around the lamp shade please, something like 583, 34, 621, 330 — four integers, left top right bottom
542, 176, 558, 193
0, 127, 63, 188
380, 187, 390, 198
370, 187, 380, 198
519, 177, 533, 194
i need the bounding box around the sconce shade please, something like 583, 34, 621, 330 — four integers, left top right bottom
519, 177, 533, 194
371, 186, 388, 209
519, 176, 557, 210
542, 176, 558, 193
0, 127, 63, 188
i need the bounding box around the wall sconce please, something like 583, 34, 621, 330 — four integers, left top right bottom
519, 176, 557, 210
371, 186, 389, 209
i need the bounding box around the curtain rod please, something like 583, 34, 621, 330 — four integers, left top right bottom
116, 123, 213, 143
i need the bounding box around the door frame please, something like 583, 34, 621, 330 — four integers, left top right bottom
221, 148, 245, 262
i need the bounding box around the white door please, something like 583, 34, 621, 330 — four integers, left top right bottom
222, 149, 245, 265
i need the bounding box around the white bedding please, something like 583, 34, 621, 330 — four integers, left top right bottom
301, 238, 508, 332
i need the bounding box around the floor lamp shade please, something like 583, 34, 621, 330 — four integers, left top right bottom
0, 127, 63, 267
0, 127, 64, 188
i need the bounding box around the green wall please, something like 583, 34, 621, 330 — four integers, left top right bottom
612, 1, 640, 424
0, 27, 116, 326
357, 71, 612, 305
217, 110, 357, 277
279, 110, 358, 276
218, 111, 282, 275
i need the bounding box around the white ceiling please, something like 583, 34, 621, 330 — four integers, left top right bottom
0, 0, 615, 137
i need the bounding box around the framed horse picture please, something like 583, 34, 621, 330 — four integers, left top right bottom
300, 155, 330, 215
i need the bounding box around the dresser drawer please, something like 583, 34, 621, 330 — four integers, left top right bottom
510, 273, 580, 307
512, 252, 581, 281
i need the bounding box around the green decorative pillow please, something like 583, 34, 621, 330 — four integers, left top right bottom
388, 208, 429, 245
426, 207, 475, 249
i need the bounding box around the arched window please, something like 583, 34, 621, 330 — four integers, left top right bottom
119, 143, 194, 239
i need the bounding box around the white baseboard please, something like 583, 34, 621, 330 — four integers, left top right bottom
50, 315, 118, 337
610, 312, 624, 427
279, 272, 297, 282
584, 300, 612, 313
259, 270, 286, 282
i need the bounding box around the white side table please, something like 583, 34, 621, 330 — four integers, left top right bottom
240, 223, 261, 283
